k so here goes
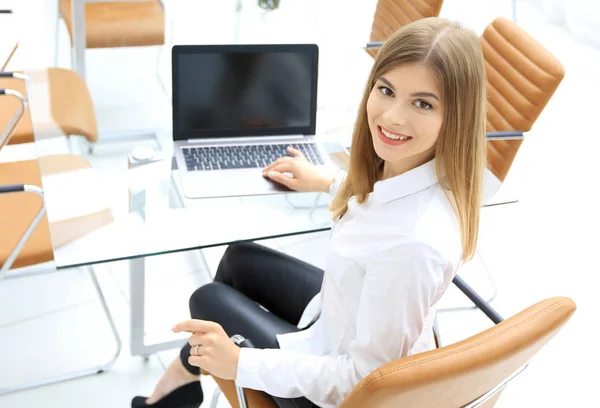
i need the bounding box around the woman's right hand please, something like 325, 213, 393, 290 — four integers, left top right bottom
262, 146, 334, 193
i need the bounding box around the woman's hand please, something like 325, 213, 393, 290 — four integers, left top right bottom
172, 319, 240, 380
262, 146, 334, 193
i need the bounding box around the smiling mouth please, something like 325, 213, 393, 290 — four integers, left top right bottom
377, 126, 412, 146
380, 126, 412, 141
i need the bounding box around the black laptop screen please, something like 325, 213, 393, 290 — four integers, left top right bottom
172, 44, 318, 140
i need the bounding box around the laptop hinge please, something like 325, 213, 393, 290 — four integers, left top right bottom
185, 135, 311, 144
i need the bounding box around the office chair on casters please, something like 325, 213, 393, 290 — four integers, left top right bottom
365, 0, 444, 57
207, 276, 575, 408
451, 16, 566, 309
0, 79, 119, 395
364, 16, 566, 308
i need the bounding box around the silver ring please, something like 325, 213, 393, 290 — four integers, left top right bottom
194, 344, 200, 356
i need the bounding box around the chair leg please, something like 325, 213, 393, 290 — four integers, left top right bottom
433, 314, 442, 348
0, 266, 122, 395
55, 6, 61, 67
438, 248, 498, 313
86, 265, 122, 366
155, 45, 169, 97
155, 14, 174, 98
210, 387, 223, 408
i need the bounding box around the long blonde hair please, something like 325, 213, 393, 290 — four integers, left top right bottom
330, 17, 487, 262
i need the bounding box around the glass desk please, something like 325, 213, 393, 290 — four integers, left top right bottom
24, 69, 337, 358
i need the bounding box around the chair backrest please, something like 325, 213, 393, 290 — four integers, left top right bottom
367, 0, 444, 57
0, 69, 98, 146
482, 17, 565, 181
338, 297, 575, 407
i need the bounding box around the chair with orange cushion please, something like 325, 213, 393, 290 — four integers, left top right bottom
364, 17, 565, 306
58, 0, 165, 80
0, 78, 119, 395
482, 17, 565, 191
365, 0, 444, 57
366, 16, 565, 199
207, 278, 575, 408
0, 68, 97, 147
56, 1, 166, 150
456, 16, 565, 307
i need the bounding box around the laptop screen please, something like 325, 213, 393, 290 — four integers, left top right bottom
172, 44, 318, 141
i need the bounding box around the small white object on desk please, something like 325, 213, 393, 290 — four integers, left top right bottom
128, 146, 168, 168
131, 146, 156, 162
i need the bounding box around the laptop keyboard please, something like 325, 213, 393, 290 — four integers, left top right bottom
182, 143, 324, 171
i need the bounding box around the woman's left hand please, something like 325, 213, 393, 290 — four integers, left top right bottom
172, 319, 240, 380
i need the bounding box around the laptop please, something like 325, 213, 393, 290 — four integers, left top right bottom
172, 43, 331, 199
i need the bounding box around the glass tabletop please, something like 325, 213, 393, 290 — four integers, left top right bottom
25, 69, 345, 270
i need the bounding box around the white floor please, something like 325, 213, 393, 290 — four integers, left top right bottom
1, 0, 598, 407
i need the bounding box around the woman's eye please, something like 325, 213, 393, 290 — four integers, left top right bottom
378, 86, 394, 96
414, 100, 433, 110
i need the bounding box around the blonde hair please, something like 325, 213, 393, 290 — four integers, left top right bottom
330, 17, 487, 262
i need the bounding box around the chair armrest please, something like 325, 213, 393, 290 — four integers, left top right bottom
0, 185, 45, 279
0, 87, 27, 148
0, 72, 28, 81
365, 41, 384, 50
486, 131, 525, 140
452, 275, 504, 324
230, 334, 255, 408
0, 183, 24, 194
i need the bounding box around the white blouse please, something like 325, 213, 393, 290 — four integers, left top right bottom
235, 159, 463, 407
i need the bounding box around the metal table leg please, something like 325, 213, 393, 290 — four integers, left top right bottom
129, 256, 187, 357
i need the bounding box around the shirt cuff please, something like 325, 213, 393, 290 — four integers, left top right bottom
235, 347, 263, 389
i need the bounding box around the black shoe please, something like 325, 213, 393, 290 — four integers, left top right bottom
131, 381, 203, 408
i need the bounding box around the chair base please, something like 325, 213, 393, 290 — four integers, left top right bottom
209, 387, 223, 408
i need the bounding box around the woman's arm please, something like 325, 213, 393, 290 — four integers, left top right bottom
235, 242, 447, 406
262, 147, 340, 193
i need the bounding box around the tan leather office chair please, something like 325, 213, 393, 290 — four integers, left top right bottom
482, 17, 565, 184
0, 80, 119, 394
208, 292, 575, 408
366, 0, 444, 57
0, 68, 97, 146
365, 15, 565, 179
452, 17, 566, 308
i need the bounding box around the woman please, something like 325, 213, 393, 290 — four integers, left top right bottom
132, 16, 487, 408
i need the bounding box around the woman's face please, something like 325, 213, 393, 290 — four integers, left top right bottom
367, 63, 444, 178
